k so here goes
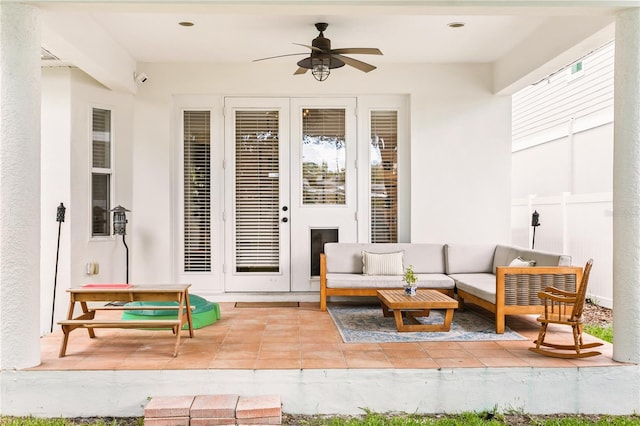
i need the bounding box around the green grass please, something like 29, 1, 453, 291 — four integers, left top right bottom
292, 411, 640, 425
0, 418, 142, 426
3, 412, 640, 425
293, 412, 640, 425
584, 324, 613, 343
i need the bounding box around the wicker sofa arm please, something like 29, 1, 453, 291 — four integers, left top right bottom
496, 266, 583, 307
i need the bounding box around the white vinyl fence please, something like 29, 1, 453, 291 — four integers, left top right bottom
512, 192, 613, 308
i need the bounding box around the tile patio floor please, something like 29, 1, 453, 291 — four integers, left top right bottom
32, 302, 619, 372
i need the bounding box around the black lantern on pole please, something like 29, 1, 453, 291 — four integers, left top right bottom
51, 202, 66, 333
112, 205, 129, 235
531, 210, 541, 249
111, 205, 130, 282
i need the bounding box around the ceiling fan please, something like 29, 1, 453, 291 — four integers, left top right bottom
253, 22, 383, 81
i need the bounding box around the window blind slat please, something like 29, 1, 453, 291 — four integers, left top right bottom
370, 111, 398, 243
91, 108, 112, 237
235, 110, 280, 273
92, 108, 111, 168
183, 111, 212, 272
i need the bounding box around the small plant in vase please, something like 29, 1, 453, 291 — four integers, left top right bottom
403, 264, 418, 296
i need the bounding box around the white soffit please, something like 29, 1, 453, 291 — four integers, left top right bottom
35, 1, 630, 92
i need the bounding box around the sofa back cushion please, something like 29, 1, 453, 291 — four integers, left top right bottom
323, 243, 446, 274
444, 244, 496, 274
362, 251, 404, 275
492, 244, 571, 271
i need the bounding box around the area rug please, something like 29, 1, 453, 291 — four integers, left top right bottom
327, 304, 527, 343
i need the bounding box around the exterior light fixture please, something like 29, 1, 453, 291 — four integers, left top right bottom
312, 62, 330, 81
111, 205, 131, 282
111, 205, 130, 235
296, 46, 344, 82
531, 210, 541, 249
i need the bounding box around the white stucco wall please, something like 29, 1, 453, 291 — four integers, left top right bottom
40, 68, 133, 333
40, 68, 72, 334
412, 82, 512, 244
128, 61, 512, 289
0, 2, 41, 368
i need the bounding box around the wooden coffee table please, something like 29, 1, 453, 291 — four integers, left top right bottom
376, 289, 459, 332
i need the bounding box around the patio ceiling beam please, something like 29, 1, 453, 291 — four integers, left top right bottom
40, 10, 137, 94
492, 15, 614, 95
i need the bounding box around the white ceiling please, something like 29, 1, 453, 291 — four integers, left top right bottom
37, 1, 626, 92
86, 13, 548, 64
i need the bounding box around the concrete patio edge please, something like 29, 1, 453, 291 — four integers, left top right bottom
2, 366, 639, 417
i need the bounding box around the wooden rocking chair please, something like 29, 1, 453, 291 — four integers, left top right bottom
529, 259, 603, 358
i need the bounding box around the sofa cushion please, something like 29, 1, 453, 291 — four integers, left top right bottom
324, 243, 446, 274
509, 256, 536, 267
444, 244, 496, 274
493, 244, 571, 272
362, 251, 404, 275
326, 273, 455, 289
450, 273, 497, 304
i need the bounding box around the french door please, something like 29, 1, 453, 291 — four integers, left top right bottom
224, 97, 357, 292
224, 98, 291, 292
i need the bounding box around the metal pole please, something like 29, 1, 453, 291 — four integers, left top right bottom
532, 226, 537, 250
51, 203, 66, 333
123, 233, 129, 283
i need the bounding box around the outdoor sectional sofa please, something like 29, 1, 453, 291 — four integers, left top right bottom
319, 242, 583, 333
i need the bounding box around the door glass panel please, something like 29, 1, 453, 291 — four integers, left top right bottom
301, 108, 346, 205
370, 110, 398, 243
235, 110, 280, 273
183, 110, 211, 272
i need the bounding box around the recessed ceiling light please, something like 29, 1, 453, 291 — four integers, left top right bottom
447, 22, 466, 28
179, 21, 194, 27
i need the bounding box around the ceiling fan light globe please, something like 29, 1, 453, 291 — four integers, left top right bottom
312, 64, 330, 81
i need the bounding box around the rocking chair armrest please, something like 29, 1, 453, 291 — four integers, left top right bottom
541, 286, 577, 297
537, 291, 577, 304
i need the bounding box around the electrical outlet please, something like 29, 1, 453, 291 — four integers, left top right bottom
85, 262, 99, 275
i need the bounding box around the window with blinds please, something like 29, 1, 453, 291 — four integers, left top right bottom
235, 110, 280, 273
91, 108, 111, 237
301, 108, 346, 205
183, 111, 211, 272
370, 110, 398, 243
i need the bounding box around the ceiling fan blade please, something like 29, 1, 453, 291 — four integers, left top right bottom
293, 42, 325, 53
294, 67, 308, 75
330, 48, 383, 55
332, 53, 377, 73
253, 52, 308, 62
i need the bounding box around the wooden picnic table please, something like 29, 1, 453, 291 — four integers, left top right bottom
58, 284, 194, 357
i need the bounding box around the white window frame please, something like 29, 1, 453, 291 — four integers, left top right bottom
356, 95, 410, 243
89, 105, 115, 240
172, 95, 224, 293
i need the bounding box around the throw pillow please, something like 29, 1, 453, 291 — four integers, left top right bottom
362, 251, 404, 275
509, 256, 537, 267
